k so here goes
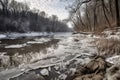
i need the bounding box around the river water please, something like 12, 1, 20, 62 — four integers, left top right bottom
0, 33, 97, 80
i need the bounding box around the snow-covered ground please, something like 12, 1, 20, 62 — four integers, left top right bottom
0, 33, 97, 80
0, 32, 54, 39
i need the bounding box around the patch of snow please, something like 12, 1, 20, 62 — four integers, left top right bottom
106, 35, 120, 40
27, 38, 51, 44
59, 74, 67, 80
69, 68, 76, 75
0, 34, 6, 39
5, 44, 26, 48
74, 55, 91, 65
0, 52, 7, 56
0, 55, 10, 67
48, 66, 51, 71
0, 32, 54, 39
54, 65, 59, 70
35, 38, 50, 42
81, 58, 91, 65
24, 32, 43, 37
116, 32, 120, 35
102, 31, 112, 36
106, 55, 120, 64
87, 34, 93, 37
92, 35, 101, 39
27, 41, 43, 44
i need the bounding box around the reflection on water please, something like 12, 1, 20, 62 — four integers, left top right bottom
0, 38, 59, 70
0, 33, 88, 80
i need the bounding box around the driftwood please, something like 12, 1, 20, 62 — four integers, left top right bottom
73, 32, 93, 35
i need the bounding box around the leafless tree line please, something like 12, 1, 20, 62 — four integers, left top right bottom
69, 0, 120, 32
0, 0, 71, 32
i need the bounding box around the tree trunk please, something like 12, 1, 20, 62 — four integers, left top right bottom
115, 0, 120, 26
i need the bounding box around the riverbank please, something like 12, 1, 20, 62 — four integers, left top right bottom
73, 29, 120, 80
0, 30, 120, 80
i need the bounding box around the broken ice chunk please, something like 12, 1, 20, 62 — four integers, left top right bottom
40, 69, 49, 76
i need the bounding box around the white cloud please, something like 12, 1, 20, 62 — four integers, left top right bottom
15, 0, 70, 20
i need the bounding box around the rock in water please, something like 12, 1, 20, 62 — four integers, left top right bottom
40, 69, 49, 76
85, 56, 107, 72
74, 72, 103, 80
74, 39, 79, 42
73, 56, 109, 80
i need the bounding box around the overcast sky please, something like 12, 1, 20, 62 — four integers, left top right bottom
15, 0, 73, 20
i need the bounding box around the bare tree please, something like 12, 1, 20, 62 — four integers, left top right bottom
115, 0, 120, 26
69, 0, 119, 32
101, 0, 111, 27
0, 0, 9, 15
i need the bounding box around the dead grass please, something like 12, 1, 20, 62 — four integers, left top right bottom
95, 38, 120, 57
106, 64, 120, 80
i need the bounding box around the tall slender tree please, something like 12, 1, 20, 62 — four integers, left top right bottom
115, 0, 120, 26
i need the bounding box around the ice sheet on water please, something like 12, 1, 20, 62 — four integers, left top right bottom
0, 32, 54, 39
5, 43, 27, 48
106, 55, 120, 64
0, 68, 26, 80
24, 32, 43, 37
0, 34, 6, 39
27, 38, 51, 44
7, 32, 43, 38
35, 38, 50, 42
27, 41, 43, 44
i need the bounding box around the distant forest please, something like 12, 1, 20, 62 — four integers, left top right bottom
0, 0, 71, 33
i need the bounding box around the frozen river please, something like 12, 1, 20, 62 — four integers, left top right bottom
0, 33, 97, 80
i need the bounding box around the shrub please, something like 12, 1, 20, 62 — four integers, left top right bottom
95, 38, 120, 57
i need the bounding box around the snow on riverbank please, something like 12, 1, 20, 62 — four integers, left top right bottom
0, 32, 54, 39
